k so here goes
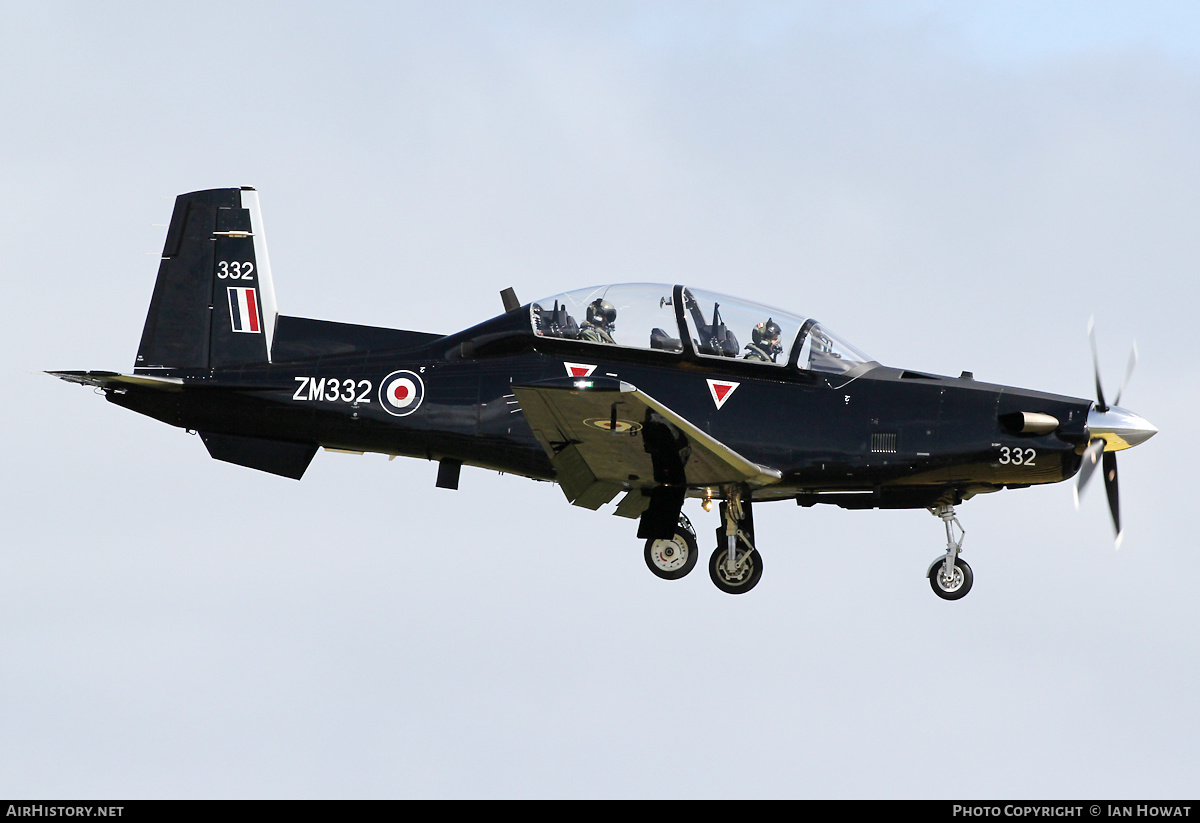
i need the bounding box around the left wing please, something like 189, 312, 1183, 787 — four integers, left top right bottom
513, 376, 781, 512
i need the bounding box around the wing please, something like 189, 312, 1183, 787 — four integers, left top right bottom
512, 376, 781, 514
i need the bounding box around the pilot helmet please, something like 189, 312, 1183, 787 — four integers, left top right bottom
753, 318, 782, 351
587, 298, 617, 329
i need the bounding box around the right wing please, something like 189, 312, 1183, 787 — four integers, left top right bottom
513, 376, 781, 511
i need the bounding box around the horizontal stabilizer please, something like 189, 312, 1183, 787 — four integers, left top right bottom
47, 370, 184, 391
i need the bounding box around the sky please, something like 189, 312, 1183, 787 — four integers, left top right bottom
2, 1, 1197, 799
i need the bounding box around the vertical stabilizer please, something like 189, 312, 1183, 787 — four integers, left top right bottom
135, 187, 279, 372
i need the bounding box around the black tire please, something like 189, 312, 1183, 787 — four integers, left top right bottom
708, 545, 763, 594
929, 557, 973, 601
644, 528, 699, 580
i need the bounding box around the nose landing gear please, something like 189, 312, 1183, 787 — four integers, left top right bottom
926, 504, 973, 600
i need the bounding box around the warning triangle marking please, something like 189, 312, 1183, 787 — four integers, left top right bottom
564, 362, 597, 378
707, 379, 740, 410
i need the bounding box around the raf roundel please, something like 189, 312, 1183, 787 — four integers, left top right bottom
379, 370, 426, 417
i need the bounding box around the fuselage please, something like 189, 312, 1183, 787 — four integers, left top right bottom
109, 301, 1093, 510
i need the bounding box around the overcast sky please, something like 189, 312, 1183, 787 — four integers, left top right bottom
2, 1, 1197, 798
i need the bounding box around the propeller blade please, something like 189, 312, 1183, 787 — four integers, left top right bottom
1088, 317, 1107, 412
1103, 450, 1122, 548
1113, 342, 1138, 408
1074, 438, 1105, 509
1080, 320, 1143, 548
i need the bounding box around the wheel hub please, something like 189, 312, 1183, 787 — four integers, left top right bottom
936, 565, 964, 592
651, 538, 688, 572
714, 550, 750, 584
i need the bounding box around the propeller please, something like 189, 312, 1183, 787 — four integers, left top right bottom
1075, 318, 1153, 549
1088, 317, 1138, 413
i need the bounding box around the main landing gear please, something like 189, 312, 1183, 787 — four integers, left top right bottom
640, 491, 762, 594
926, 504, 973, 600
709, 494, 761, 594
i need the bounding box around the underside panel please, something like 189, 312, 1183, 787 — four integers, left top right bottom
199, 432, 318, 480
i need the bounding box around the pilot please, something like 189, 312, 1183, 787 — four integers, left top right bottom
744, 318, 783, 363
579, 298, 617, 344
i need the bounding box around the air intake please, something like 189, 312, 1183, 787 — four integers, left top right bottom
871, 433, 898, 454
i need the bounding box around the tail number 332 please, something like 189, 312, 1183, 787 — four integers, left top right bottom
998, 446, 1036, 466
217, 261, 255, 280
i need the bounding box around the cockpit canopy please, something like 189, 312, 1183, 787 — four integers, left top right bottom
529, 284, 871, 375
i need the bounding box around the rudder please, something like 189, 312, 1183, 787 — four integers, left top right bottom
135, 187, 279, 372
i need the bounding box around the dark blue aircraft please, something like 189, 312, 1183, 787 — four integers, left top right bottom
51, 188, 1157, 596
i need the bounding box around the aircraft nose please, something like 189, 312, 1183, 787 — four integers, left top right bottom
1086, 405, 1158, 451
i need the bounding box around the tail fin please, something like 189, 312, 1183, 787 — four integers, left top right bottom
135, 187, 279, 372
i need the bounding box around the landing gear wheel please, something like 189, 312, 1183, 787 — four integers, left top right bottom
929, 557, 973, 601
708, 546, 763, 594
644, 529, 699, 580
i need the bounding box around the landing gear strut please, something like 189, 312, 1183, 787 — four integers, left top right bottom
926, 504, 973, 600
709, 492, 762, 594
